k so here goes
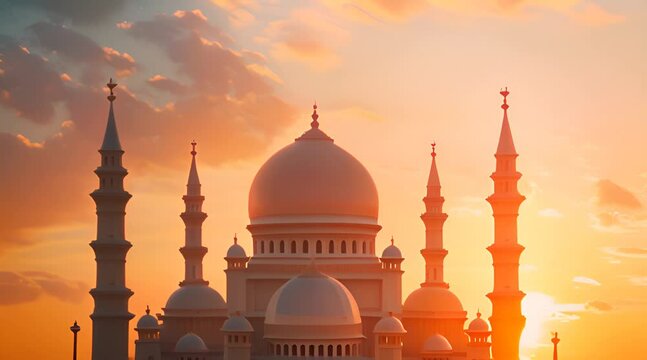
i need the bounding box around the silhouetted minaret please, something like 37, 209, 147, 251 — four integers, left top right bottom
552, 332, 560, 360
179, 141, 209, 286
420, 143, 449, 288
89, 78, 134, 360
486, 88, 526, 360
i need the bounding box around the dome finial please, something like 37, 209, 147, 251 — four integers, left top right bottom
476, 308, 481, 318
146, 305, 150, 315
107, 78, 117, 102
431, 142, 437, 158
500, 86, 509, 111
391, 235, 394, 246
191, 140, 197, 157
311, 102, 319, 129
234, 233, 238, 244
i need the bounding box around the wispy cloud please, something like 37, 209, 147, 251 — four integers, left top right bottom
538, 208, 563, 218
0, 271, 87, 305
573, 276, 601, 286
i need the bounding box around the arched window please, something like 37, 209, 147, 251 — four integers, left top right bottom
283, 344, 289, 355
300, 345, 306, 356
309, 345, 315, 356
341, 241, 347, 254
269, 241, 274, 253
290, 240, 297, 254
292, 344, 297, 356
318, 345, 324, 356
316, 240, 322, 254
328, 240, 334, 254
345, 344, 351, 355
352, 240, 357, 254
275, 344, 281, 355
336, 344, 342, 356
280, 240, 285, 253
303, 240, 309, 254
328, 345, 333, 356
261, 241, 265, 254
362, 241, 367, 254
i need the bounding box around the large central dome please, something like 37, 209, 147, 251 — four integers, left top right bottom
249, 107, 378, 225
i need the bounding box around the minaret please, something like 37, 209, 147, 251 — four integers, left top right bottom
486, 88, 526, 360
179, 141, 209, 286
420, 143, 449, 288
89, 78, 134, 360
551, 332, 560, 360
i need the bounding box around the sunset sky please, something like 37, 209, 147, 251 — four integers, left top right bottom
0, 0, 646, 359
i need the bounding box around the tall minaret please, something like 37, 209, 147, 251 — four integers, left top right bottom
89, 78, 134, 360
420, 143, 449, 288
486, 88, 526, 360
179, 141, 209, 286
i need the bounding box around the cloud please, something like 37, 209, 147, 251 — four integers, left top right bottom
262, 9, 350, 70
4, 0, 127, 24
585, 300, 613, 312
324, 0, 430, 23
146, 74, 188, 94
538, 208, 563, 218
602, 247, 647, 260
211, 0, 258, 27
0, 10, 296, 252
0, 271, 86, 305
572, 276, 601, 286
628, 277, 647, 287
596, 179, 642, 209
568, 2, 625, 26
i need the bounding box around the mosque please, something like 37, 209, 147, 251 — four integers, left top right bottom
89, 79, 527, 360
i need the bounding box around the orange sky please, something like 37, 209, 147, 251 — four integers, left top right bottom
0, 1, 646, 359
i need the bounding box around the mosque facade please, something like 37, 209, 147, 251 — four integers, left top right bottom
90, 79, 526, 360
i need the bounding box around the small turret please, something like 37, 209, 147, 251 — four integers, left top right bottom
221, 311, 254, 360
374, 313, 406, 360
465, 310, 492, 360
134, 306, 161, 360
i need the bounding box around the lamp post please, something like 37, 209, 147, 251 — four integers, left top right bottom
70, 321, 80, 360
551, 332, 560, 360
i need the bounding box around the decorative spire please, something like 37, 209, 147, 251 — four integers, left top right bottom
187, 140, 201, 195
100, 78, 123, 151
552, 332, 560, 360
496, 87, 517, 155
391, 236, 394, 246
476, 309, 481, 318
311, 102, 319, 129
145, 305, 150, 315
427, 142, 441, 189
234, 233, 238, 245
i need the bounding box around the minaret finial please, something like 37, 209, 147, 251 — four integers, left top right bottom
500, 86, 509, 111
391, 236, 394, 246
431, 142, 437, 158
477, 309, 481, 318
191, 140, 197, 156
107, 78, 117, 102
146, 305, 150, 315
311, 102, 319, 129
234, 233, 238, 244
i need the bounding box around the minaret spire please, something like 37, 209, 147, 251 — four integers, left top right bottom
420, 142, 449, 288
552, 332, 560, 360
90, 78, 134, 360
180, 141, 209, 286
486, 88, 526, 360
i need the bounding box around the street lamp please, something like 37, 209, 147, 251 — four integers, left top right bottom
70, 321, 81, 360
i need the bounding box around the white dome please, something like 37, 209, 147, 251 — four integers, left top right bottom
136, 308, 159, 330
249, 115, 378, 225
165, 284, 226, 314
381, 239, 402, 259
468, 312, 490, 332
226, 239, 247, 258
264, 267, 363, 340
373, 314, 406, 334
222, 313, 254, 333
403, 286, 466, 319
422, 334, 453, 353
175, 333, 208, 353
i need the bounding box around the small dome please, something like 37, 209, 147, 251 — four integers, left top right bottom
226, 236, 247, 258
468, 312, 490, 332
222, 313, 254, 333
175, 333, 208, 353
373, 314, 406, 334
381, 237, 402, 258
249, 116, 379, 225
165, 284, 226, 313
264, 266, 363, 340
403, 286, 465, 318
136, 306, 159, 329
422, 334, 453, 353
